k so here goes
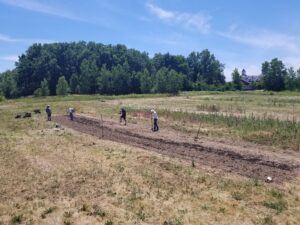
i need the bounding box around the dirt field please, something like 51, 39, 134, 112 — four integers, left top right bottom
54, 115, 300, 184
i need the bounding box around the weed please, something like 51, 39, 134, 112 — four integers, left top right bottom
105, 220, 113, 225
163, 218, 183, 225
263, 199, 287, 213
136, 207, 146, 221
10, 214, 23, 224
87, 205, 106, 217
128, 190, 142, 203
219, 207, 226, 213
270, 189, 283, 199
41, 207, 56, 219
64, 211, 73, 218
64, 220, 71, 225
80, 204, 88, 212
201, 204, 208, 210
107, 190, 117, 197
232, 191, 244, 201
191, 159, 195, 168
254, 178, 261, 187
262, 215, 276, 225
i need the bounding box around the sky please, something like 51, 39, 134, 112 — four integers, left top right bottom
1, 0, 300, 80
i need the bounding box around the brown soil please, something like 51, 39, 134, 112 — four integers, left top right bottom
54, 115, 300, 184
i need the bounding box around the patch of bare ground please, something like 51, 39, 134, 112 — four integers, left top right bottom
54, 115, 300, 184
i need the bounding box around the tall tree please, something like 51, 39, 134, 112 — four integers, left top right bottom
187, 50, 225, 85
56, 76, 69, 95
139, 69, 153, 93
0, 70, 17, 98
40, 79, 50, 96
154, 67, 184, 94
285, 67, 297, 90
79, 59, 99, 94
232, 68, 242, 90
69, 74, 80, 94
261, 58, 286, 91
165, 69, 184, 95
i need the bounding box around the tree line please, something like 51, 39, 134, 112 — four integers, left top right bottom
0, 42, 299, 99
231, 58, 300, 91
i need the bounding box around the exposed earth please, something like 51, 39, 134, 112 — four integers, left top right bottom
54, 115, 300, 184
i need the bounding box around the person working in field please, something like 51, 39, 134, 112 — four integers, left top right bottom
151, 109, 159, 132
119, 108, 127, 125
68, 107, 75, 121
45, 105, 52, 121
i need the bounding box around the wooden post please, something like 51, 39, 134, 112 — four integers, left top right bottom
101, 114, 104, 138
194, 122, 201, 141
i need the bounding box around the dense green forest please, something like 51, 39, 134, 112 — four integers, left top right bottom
0, 42, 300, 99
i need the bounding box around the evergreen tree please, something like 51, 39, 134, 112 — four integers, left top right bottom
56, 76, 69, 95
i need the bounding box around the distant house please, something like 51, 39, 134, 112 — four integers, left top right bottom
240, 69, 261, 90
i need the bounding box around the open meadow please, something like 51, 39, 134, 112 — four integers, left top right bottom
0, 91, 300, 225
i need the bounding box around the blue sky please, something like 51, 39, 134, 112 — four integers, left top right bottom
1, 0, 300, 80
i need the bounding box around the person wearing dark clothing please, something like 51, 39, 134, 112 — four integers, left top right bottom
120, 108, 127, 125
68, 107, 75, 121
45, 105, 52, 121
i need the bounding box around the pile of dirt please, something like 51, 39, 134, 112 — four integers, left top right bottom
54, 115, 299, 183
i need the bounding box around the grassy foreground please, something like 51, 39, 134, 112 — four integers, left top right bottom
0, 91, 300, 225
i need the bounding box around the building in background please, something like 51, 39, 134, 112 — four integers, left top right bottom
241, 69, 261, 90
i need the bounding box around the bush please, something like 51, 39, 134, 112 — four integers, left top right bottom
33, 88, 42, 97
56, 76, 70, 96
0, 95, 5, 101
40, 79, 50, 96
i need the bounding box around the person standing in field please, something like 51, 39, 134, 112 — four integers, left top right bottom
151, 109, 159, 132
120, 108, 127, 125
68, 107, 75, 121
45, 105, 52, 121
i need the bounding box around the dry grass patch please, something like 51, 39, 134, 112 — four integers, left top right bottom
0, 93, 300, 224
1, 124, 299, 224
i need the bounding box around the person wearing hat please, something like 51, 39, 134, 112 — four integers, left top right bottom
119, 108, 127, 125
45, 105, 52, 121
151, 109, 159, 132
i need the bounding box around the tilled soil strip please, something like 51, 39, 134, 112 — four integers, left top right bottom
54, 115, 299, 183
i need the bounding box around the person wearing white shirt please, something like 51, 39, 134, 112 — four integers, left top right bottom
151, 109, 159, 132
68, 107, 75, 121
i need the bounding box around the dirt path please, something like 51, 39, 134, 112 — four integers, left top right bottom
54, 115, 299, 183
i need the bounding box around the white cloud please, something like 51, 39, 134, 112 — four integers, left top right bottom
0, 55, 19, 62
146, 2, 174, 20
146, 2, 211, 33
0, 0, 85, 21
0, 33, 17, 42
218, 28, 300, 53
0, 33, 55, 43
